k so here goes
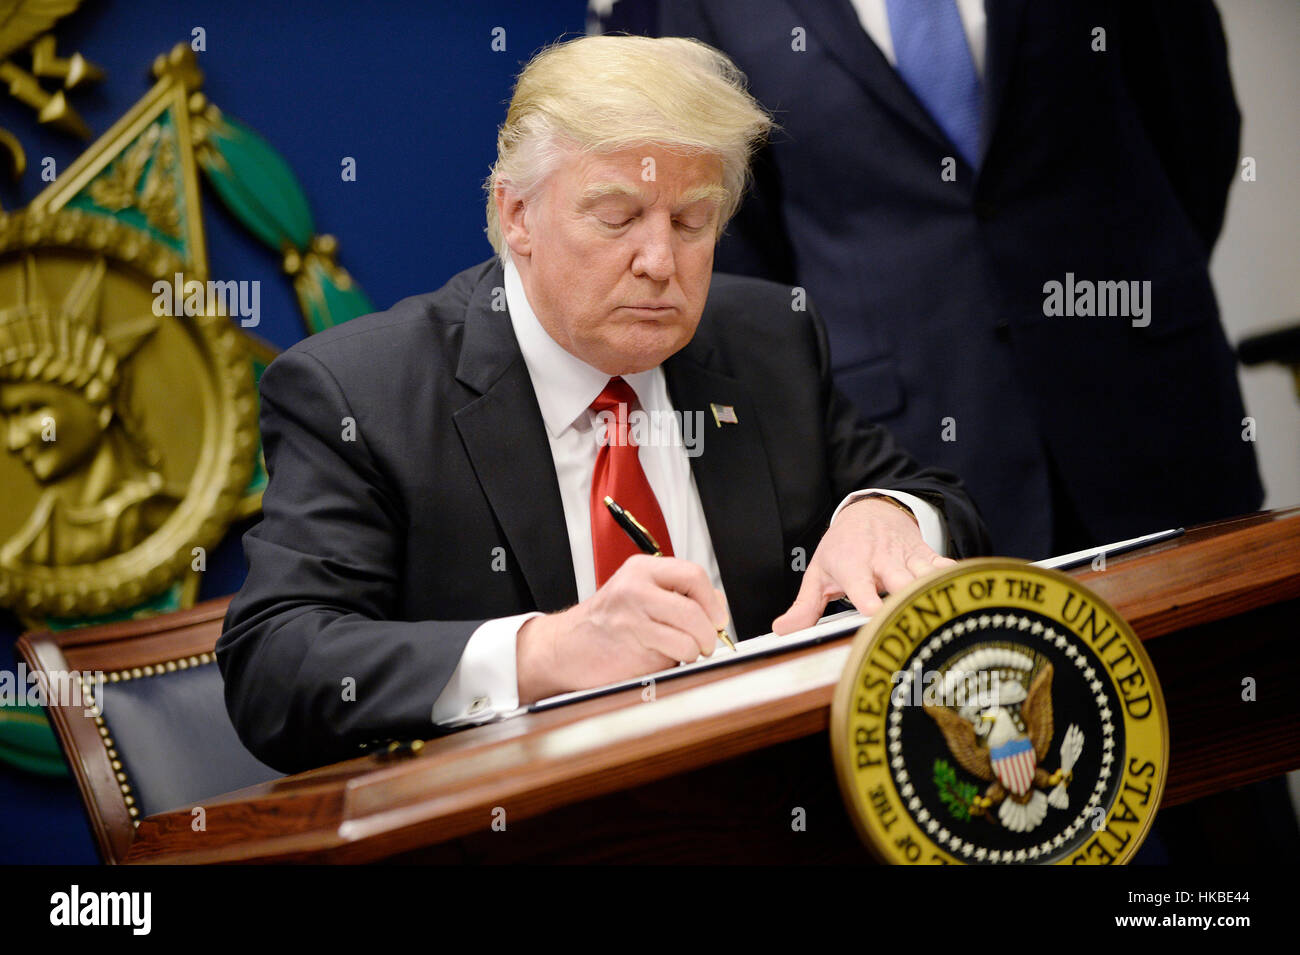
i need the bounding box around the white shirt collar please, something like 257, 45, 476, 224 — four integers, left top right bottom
504, 254, 659, 437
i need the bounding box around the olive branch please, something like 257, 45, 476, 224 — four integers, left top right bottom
933, 758, 980, 821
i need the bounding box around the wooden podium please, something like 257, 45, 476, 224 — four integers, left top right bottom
46, 509, 1300, 863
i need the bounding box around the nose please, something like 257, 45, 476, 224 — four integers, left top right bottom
630, 214, 676, 283
5, 413, 29, 451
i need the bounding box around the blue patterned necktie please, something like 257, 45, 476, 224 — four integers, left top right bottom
885, 0, 984, 169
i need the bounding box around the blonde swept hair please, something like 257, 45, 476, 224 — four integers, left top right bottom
484, 34, 774, 259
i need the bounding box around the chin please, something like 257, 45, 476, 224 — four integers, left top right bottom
610, 334, 691, 374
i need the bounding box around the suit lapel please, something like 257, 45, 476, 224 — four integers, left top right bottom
452, 264, 578, 612
786, 0, 951, 157
663, 338, 786, 640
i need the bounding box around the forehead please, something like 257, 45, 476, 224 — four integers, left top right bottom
559, 145, 725, 200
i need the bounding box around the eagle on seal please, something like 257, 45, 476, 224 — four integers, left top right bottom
926, 662, 1082, 832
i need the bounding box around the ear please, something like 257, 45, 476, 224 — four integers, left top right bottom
495, 182, 533, 260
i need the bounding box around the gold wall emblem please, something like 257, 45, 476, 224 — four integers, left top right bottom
0, 33, 370, 626
0, 208, 255, 617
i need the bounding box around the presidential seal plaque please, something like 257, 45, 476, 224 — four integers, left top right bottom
831, 559, 1168, 865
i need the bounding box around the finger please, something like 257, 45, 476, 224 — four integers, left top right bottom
932, 555, 957, 567
644, 557, 729, 628
906, 553, 941, 580
772, 566, 831, 635
625, 642, 678, 674
876, 558, 916, 596
644, 589, 720, 658
840, 568, 884, 617
639, 621, 711, 664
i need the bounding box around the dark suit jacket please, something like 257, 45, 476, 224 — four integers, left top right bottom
603, 0, 1264, 557
217, 259, 989, 773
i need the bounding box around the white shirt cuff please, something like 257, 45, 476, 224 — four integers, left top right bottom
830, 489, 949, 557
430, 611, 541, 726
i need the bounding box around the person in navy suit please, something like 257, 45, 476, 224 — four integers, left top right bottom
595, 0, 1263, 559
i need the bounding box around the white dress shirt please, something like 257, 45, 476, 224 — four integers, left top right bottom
430, 255, 947, 725
849, 0, 987, 76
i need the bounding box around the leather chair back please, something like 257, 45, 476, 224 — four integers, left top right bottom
15, 596, 280, 864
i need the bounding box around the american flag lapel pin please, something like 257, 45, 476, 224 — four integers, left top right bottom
710, 402, 738, 427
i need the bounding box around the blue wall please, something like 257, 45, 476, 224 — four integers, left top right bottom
0, 0, 586, 864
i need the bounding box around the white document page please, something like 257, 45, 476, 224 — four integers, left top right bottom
444, 527, 1183, 726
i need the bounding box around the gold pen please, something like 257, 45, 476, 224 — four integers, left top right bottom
603, 495, 737, 652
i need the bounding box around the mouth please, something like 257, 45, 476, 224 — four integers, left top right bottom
621, 304, 678, 313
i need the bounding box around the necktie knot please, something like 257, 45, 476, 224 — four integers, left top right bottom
590, 376, 638, 415
590, 377, 639, 447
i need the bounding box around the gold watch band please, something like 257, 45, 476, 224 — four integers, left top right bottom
862, 493, 918, 523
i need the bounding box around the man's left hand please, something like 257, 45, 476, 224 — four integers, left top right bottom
771, 496, 956, 633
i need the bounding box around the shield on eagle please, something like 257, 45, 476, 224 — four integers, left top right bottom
990, 735, 1037, 796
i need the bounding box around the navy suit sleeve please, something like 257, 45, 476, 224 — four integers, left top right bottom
216, 348, 481, 774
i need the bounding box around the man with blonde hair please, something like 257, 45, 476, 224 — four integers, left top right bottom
218, 35, 989, 774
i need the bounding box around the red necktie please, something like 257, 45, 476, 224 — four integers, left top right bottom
589, 377, 674, 587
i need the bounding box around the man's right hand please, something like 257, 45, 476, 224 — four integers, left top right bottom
515, 555, 729, 705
